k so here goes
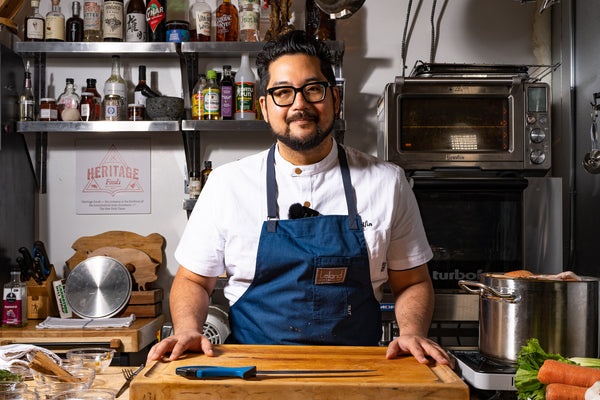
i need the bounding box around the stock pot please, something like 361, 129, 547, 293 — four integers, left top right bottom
459, 273, 599, 364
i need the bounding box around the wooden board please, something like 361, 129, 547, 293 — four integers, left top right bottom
131, 345, 469, 400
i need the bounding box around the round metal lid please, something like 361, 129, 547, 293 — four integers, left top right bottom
65, 256, 132, 319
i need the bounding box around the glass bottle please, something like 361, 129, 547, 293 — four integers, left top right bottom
189, 170, 201, 199
189, 0, 211, 42
201, 160, 212, 189
221, 65, 234, 120
191, 73, 207, 120
2, 267, 28, 327
146, 0, 167, 42
126, 0, 147, 42
46, 0, 65, 42
239, 0, 259, 42
19, 62, 35, 122
24, 0, 45, 42
84, 78, 102, 120
234, 52, 256, 120
103, 0, 125, 42
202, 70, 220, 120
83, 0, 102, 42
134, 65, 153, 107
103, 55, 127, 120
216, 0, 238, 42
305, 0, 336, 41
57, 78, 81, 121
66, 1, 84, 42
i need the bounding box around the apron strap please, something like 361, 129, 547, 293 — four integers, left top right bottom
265, 142, 359, 232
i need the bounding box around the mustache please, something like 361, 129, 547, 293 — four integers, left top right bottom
286, 111, 318, 123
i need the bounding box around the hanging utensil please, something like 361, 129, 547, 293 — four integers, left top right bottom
583, 93, 600, 174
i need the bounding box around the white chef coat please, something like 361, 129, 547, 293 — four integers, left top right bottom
175, 140, 433, 304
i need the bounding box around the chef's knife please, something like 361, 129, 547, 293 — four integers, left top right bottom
18, 247, 35, 283
32, 256, 45, 284
33, 240, 52, 278
175, 365, 376, 379
16, 256, 30, 282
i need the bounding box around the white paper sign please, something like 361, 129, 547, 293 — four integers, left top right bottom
76, 139, 151, 214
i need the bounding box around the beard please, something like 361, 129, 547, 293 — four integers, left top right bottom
270, 110, 335, 152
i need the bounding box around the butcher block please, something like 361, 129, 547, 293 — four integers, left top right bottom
131, 345, 469, 399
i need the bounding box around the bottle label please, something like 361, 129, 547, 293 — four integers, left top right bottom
235, 82, 256, 114
192, 92, 202, 119
167, 29, 190, 43
2, 287, 23, 326
26, 18, 44, 39
193, 10, 211, 36
221, 86, 233, 118
203, 89, 220, 116
81, 103, 91, 119
126, 13, 146, 41
40, 108, 58, 120
104, 1, 124, 39
46, 16, 66, 41
146, 0, 166, 33
239, 11, 258, 31
217, 14, 234, 36
104, 103, 119, 120
84, 1, 102, 31
104, 82, 126, 99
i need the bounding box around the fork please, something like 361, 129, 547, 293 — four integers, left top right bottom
116, 364, 144, 398
122, 368, 134, 381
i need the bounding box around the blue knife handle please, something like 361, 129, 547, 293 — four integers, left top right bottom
177, 366, 257, 379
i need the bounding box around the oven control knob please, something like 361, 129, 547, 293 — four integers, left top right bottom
530, 150, 546, 164
530, 128, 546, 143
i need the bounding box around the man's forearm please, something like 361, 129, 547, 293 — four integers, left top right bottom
170, 272, 212, 335
394, 279, 434, 337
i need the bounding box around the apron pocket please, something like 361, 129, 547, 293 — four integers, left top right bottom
312, 257, 351, 320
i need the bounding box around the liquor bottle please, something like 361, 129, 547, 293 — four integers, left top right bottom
305, 0, 336, 41
202, 70, 220, 120
234, 53, 256, 120
103, 0, 125, 41
146, 0, 167, 42
216, 0, 238, 42
134, 65, 157, 107
84, 78, 102, 120
189, 170, 201, 199
24, 0, 45, 42
239, 0, 259, 42
201, 160, 212, 189
66, 1, 84, 42
191, 73, 207, 120
46, 0, 65, 42
126, 0, 147, 42
189, 0, 211, 42
57, 78, 81, 121
83, 0, 102, 42
103, 55, 127, 120
19, 62, 35, 122
2, 267, 28, 327
220, 65, 234, 120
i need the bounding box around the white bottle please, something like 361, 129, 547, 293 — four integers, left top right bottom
234, 52, 256, 120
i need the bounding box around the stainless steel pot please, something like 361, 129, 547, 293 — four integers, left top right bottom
459, 273, 599, 364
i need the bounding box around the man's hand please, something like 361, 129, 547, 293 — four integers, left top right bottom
146, 330, 214, 363
385, 335, 453, 366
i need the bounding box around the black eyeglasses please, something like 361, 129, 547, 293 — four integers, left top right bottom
266, 81, 330, 107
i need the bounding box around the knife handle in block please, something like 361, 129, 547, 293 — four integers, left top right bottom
176, 366, 257, 379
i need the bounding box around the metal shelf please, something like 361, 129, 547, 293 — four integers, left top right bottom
181, 41, 344, 57
17, 121, 180, 133
182, 119, 269, 131
14, 42, 179, 57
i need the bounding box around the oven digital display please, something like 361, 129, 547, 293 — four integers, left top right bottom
399, 97, 510, 152
527, 86, 547, 112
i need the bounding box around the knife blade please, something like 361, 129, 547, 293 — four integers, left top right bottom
175, 365, 376, 379
18, 247, 35, 283
116, 364, 144, 398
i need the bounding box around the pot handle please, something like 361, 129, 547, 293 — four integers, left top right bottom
458, 280, 519, 302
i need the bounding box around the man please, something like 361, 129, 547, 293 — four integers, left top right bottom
147, 30, 451, 365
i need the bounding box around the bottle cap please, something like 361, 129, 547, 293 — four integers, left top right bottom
31, 0, 40, 7
86, 78, 96, 85
81, 92, 94, 96
66, 78, 74, 84
207, 70, 217, 80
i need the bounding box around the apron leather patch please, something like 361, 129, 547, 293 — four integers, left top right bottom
315, 267, 348, 285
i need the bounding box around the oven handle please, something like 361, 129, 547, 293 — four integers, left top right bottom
458, 280, 520, 303
411, 177, 528, 191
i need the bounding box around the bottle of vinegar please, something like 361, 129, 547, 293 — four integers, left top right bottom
220, 65, 234, 120
2, 268, 28, 327
192, 73, 207, 120
234, 53, 256, 120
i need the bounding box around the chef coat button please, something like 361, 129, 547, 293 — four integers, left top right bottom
304, 201, 311, 207
294, 168, 302, 175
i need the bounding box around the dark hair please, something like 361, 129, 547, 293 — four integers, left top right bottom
256, 30, 336, 96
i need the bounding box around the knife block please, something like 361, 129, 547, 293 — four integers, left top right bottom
26, 266, 58, 319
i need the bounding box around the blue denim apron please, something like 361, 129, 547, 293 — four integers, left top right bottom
228, 143, 382, 346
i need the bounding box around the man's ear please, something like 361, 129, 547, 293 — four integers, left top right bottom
259, 96, 269, 123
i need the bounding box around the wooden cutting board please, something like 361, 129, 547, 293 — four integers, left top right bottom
131, 345, 468, 400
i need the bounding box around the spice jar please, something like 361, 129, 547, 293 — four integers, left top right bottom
39, 98, 58, 121
166, 20, 190, 43
128, 104, 145, 121
79, 92, 96, 121
103, 94, 122, 121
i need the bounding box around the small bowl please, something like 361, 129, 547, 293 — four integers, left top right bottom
0, 382, 27, 392
34, 383, 87, 399
50, 389, 115, 400
30, 367, 95, 389
0, 391, 38, 399
145, 96, 184, 121
65, 349, 114, 374
0, 366, 28, 383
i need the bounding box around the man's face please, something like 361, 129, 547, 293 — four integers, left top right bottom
259, 54, 340, 152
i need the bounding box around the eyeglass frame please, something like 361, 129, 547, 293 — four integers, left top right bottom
265, 81, 332, 107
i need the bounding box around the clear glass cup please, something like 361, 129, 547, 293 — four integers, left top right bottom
65, 349, 114, 374
49, 389, 115, 400
34, 383, 87, 400
30, 368, 95, 389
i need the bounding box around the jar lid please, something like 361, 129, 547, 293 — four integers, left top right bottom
81, 92, 94, 96
167, 20, 190, 26
40, 98, 55, 102
128, 104, 144, 107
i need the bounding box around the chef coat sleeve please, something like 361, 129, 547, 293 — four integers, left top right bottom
174, 168, 226, 277
386, 171, 433, 271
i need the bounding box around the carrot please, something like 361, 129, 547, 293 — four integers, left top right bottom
546, 383, 587, 400
538, 359, 600, 387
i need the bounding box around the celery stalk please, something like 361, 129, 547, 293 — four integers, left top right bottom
569, 357, 600, 368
